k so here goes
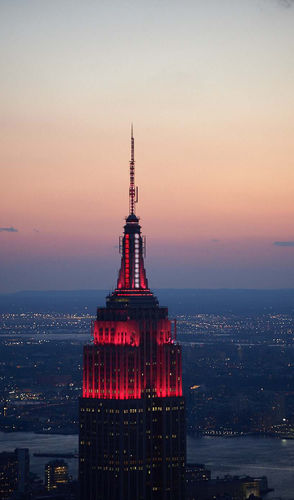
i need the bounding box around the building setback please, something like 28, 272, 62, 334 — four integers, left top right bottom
79, 130, 186, 500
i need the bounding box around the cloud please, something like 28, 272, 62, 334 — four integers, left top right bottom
0, 227, 18, 233
273, 241, 294, 247
211, 239, 220, 243
276, 0, 294, 7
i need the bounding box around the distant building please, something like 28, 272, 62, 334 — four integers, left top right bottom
253, 476, 271, 495
0, 448, 29, 500
45, 460, 69, 491
186, 463, 211, 484
16, 448, 30, 494
186, 474, 261, 500
0, 451, 18, 500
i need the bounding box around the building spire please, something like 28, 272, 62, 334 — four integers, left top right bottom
115, 128, 150, 293
129, 124, 136, 215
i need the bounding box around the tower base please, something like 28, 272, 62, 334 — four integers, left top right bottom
79, 396, 185, 500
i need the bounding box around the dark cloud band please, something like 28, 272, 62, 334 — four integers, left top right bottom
274, 241, 294, 247
0, 227, 18, 233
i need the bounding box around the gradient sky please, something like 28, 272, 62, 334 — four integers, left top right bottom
1, 0, 294, 292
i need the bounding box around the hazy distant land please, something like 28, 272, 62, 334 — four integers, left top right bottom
0, 289, 293, 314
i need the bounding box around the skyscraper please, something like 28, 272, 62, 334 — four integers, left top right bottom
79, 129, 186, 500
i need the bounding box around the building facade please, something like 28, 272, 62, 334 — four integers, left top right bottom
0, 448, 29, 500
79, 130, 186, 500
45, 459, 69, 491
0, 451, 18, 500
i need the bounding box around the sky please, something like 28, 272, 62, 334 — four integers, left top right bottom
1, 0, 294, 292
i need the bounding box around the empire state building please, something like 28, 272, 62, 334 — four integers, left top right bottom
79, 129, 186, 500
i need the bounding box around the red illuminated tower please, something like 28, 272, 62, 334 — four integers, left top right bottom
79, 129, 186, 500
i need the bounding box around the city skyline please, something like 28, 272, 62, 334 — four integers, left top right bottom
1, 0, 294, 292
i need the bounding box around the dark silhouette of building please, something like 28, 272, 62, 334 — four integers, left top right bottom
79, 129, 186, 500
186, 463, 211, 484
16, 448, 30, 495
186, 474, 261, 500
45, 460, 69, 491
0, 451, 18, 500
0, 448, 29, 500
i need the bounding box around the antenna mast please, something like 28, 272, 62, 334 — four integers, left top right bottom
129, 124, 137, 215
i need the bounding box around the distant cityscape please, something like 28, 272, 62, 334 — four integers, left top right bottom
0, 303, 293, 497
0, 446, 274, 499
1, 310, 294, 439
1, 289, 294, 499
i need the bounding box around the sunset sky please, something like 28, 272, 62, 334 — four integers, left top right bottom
1, 0, 294, 292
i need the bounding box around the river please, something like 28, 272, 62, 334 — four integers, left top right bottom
0, 433, 293, 498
